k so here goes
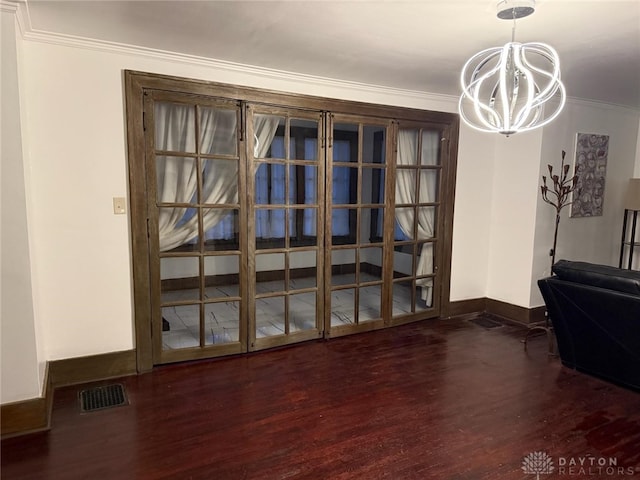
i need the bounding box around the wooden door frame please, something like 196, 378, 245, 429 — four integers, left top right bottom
124, 70, 459, 373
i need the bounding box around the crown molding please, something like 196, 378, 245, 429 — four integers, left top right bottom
1, 0, 28, 36
18, 26, 458, 110
6, 2, 638, 114
566, 96, 640, 115
0, 0, 18, 12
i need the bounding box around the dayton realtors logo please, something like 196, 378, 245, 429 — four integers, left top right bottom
522, 451, 554, 479
522, 452, 637, 477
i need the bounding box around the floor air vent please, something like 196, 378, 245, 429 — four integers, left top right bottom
469, 316, 503, 329
79, 384, 128, 412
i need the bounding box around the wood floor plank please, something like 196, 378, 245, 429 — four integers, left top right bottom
2, 317, 640, 479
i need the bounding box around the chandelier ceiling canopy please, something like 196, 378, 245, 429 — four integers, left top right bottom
458, 0, 566, 136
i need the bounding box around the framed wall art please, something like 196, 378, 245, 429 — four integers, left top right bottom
570, 132, 609, 217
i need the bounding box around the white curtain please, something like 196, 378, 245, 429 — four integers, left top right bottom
155, 103, 278, 251
252, 116, 282, 238
253, 115, 280, 159
396, 129, 439, 306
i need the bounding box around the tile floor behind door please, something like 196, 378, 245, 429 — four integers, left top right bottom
161, 273, 419, 349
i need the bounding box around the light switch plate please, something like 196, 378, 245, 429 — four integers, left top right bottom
113, 197, 127, 215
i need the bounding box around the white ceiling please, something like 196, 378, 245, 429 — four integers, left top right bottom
22, 0, 640, 108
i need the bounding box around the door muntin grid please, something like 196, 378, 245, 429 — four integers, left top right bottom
248, 109, 324, 348
392, 127, 443, 317
151, 98, 245, 357
328, 118, 389, 331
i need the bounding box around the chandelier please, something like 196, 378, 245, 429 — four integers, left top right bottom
458, 0, 566, 136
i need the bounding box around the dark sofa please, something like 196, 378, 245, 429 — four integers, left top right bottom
538, 260, 640, 391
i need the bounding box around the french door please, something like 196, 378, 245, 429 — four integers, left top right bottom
325, 114, 393, 337
245, 105, 325, 351
145, 92, 247, 364
127, 72, 458, 368
325, 117, 446, 337
390, 123, 446, 323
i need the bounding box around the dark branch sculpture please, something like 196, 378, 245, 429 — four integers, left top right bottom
541, 150, 577, 270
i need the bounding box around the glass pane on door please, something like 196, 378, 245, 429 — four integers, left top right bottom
199, 107, 237, 156
203, 208, 239, 252
359, 285, 381, 322
289, 250, 317, 290
331, 288, 356, 327
155, 102, 196, 153
360, 246, 383, 283
205, 301, 240, 344
256, 296, 286, 338
392, 280, 414, 316
331, 249, 356, 285
160, 256, 199, 303
256, 253, 285, 294
161, 304, 200, 350
204, 255, 240, 297
290, 292, 316, 332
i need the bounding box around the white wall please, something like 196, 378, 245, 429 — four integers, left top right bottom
530, 102, 640, 306
1, 9, 42, 403
449, 127, 494, 301
485, 129, 544, 307
21, 43, 136, 363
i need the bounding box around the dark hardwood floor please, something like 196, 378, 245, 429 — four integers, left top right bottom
2, 317, 640, 480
